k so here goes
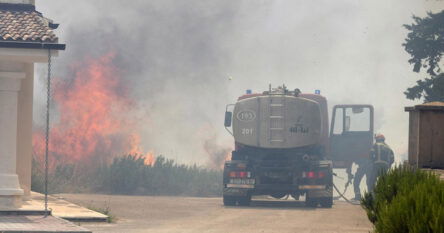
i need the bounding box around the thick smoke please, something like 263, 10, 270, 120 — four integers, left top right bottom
204, 137, 231, 169
200, 123, 232, 169
34, 0, 443, 166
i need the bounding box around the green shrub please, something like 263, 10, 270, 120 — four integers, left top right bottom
100, 154, 223, 196
361, 165, 433, 223
31, 158, 80, 194
86, 202, 117, 223
31, 158, 45, 193
361, 165, 444, 233
32, 154, 223, 197
377, 180, 444, 233
105, 155, 146, 194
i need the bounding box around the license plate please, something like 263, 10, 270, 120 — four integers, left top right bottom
229, 178, 255, 185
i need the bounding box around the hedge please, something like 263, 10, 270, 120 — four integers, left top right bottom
361, 165, 444, 233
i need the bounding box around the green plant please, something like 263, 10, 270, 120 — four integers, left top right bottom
32, 154, 223, 197
31, 157, 94, 194
104, 155, 146, 194
361, 165, 444, 233
31, 158, 45, 193
377, 180, 444, 233
86, 202, 116, 223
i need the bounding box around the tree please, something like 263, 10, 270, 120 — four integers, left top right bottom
403, 11, 444, 102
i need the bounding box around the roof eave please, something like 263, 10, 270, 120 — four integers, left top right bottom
0, 41, 65, 50
0, 3, 36, 12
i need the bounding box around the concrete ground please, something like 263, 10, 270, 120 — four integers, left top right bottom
60, 194, 373, 233
0, 192, 108, 233
20, 192, 108, 222
0, 214, 91, 233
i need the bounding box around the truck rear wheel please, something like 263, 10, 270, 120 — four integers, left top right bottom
238, 195, 251, 206
270, 193, 286, 199
223, 195, 236, 206
223, 195, 251, 206
305, 194, 318, 207
320, 185, 333, 208
305, 199, 318, 207
319, 197, 333, 208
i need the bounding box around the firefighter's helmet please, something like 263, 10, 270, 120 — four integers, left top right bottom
375, 133, 385, 142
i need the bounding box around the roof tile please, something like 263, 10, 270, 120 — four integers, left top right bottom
0, 8, 58, 43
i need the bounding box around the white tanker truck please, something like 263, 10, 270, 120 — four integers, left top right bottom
223, 85, 374, 207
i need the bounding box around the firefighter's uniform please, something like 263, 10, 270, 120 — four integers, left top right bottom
368, 140, 394, 192
353, 158, 372, 200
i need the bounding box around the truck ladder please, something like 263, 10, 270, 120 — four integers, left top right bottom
269, 97, 285, 144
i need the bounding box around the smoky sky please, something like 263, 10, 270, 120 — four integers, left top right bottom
34, 0, 444, 165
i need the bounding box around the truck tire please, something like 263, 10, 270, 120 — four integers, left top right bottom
238, 195, 251, 206
223, 195, 236, 206
305, 199, 317, 207
320, 185, 333, 208
319, 197, 333, 208
271, 193, 286, 199
305, 194, 318, 207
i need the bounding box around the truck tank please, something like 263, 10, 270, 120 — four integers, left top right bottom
232, 89, 323, 149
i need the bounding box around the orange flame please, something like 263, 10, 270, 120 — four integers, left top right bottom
128, 134, 155, 166
143, 152, 155, 166
33, 52, 153, 165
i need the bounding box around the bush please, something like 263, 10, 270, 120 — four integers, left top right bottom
103, 155, 146, 194
361, 165, 444, 233
31, 158, 45, 193
32, 154, 223, 197
31, 157, 96, 194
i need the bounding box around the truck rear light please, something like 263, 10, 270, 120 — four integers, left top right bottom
228, 171, 251, 178
303, 171, 321, 178
307, 171, 316, 178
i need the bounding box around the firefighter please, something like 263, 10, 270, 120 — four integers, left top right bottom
368, 134, 394, 192
352, 158, 372, 200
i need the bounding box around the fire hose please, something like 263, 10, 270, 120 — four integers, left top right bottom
333, 183, 360, 205
332, 172, 360, 205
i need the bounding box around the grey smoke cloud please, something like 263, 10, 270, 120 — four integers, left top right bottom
34, 0, 443, 165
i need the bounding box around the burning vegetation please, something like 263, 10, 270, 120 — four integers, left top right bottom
33, 53, 153, 166
31, 53, 223, 196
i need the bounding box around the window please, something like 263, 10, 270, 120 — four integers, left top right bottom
332, 106, 371, 134
344, 107, 370, 132
333, 108, 344, 134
